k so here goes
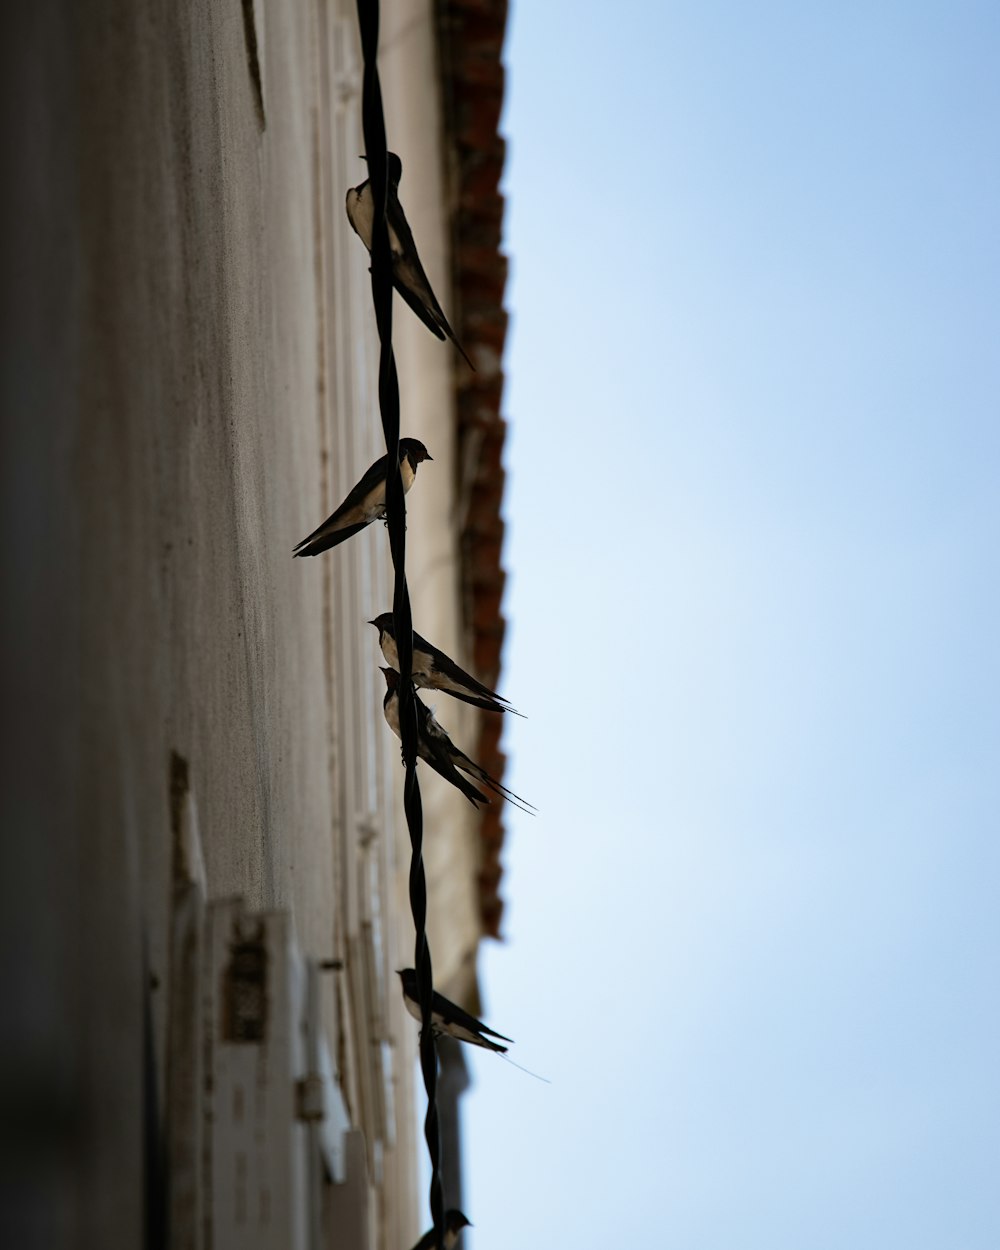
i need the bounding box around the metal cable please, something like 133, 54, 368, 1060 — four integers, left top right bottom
353, 3, 444, 1247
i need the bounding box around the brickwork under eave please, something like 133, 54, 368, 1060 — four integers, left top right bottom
436, 0, 510, 938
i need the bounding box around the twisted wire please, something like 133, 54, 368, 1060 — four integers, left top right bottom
353, 3, 444, 1247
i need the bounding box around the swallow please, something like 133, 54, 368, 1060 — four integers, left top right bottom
380, 669, 535, 814
397, 969, 512, 1054
410, 1210, 472, 1250
381, 668, 488, 808
368, 613, 522, 716
293, 438, 432, 557
346, 153, 475, 370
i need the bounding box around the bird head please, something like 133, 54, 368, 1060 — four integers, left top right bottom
445, 1211, 472, 1234
380, 666, 400, 692
368, 612, 394, 635
400, 437, 432, 465
360, 152, 403, 185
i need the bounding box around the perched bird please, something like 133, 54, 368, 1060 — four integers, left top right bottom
397, 969, 512, 1053
410, 1210, 472, 1250
293, 438, 432, 557
346, 152, 475, 369
381, 668, 488, 809
369, 613, 522, 716
380, 668, 535, 814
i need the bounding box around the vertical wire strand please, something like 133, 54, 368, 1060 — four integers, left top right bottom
353, 2, 444, 1247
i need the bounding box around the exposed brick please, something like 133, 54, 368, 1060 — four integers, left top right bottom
472, 638, 501, 685
439, 0, 511, 938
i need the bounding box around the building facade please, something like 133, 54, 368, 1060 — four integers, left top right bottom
0, 2, 510, 1247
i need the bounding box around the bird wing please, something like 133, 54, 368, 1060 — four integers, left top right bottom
293, 520, 371, 558
419, 741, 490, 809
445, 1026, 508, 1054
449, 746, 536, 815
440, 1005, 512, 1045
392, 270, 448, 340
293, 452, 389, 553
417, 632, 519, 712
430, 686, 514, 714
432, 992, 514, 1047
333, 452, 391, 515
394, 270, 474, 368
387, 197, 475, 368
417, 700, 490, 808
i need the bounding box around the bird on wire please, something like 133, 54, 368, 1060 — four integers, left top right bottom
369, 613, 522, 716
397, 967, 549, 1082
346, 152, 475, 370
293, 438, 432, 558
380, 668, 535, 814
397, 969, 512, 1053
408, 1210, 471, 1250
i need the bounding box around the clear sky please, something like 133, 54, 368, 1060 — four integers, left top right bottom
458, 3, 1000, 1248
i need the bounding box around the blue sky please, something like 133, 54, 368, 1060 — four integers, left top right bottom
455, 4, 1000, 1248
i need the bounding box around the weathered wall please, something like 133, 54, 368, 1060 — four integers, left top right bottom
2, 1, 342, 1240
0, 1, 480, 1245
